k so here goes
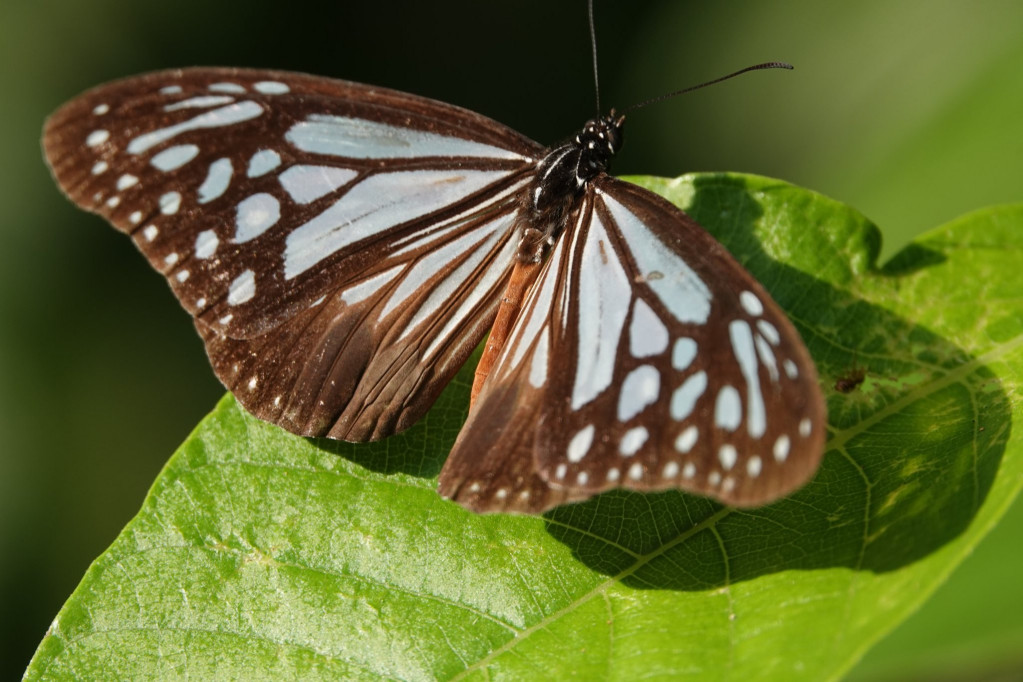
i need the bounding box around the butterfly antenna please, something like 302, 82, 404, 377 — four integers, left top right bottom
589, 0, 601, 115
623, 61, 793, 114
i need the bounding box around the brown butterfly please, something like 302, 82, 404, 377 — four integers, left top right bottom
43, 44, 823, 515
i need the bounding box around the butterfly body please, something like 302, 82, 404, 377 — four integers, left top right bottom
43, 67, 825, 514
521, 112, 624, 263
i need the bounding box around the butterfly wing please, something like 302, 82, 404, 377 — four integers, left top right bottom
438, 216, 587, 513
440, 177, 825, 513
43, 67, 544, 439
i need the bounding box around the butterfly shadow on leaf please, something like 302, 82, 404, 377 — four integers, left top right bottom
536, 173, 1011, 590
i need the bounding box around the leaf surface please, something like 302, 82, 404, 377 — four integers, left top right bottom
25, 174, 1023, 681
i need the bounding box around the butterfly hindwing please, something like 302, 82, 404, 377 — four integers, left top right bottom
43, 67, 545, 439
441, 178, 825, 512
437, 218, 589, 513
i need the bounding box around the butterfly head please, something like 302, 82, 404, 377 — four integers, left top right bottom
576, 109, 626, 172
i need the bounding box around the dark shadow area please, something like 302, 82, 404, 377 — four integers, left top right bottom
536, 174, 1011, 589
880, 243, 948, 276
309, 412, 453, 481
307, 367, 477, 481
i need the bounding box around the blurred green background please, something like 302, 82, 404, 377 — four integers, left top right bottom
3, 0, 1021, 678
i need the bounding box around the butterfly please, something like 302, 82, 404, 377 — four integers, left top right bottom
43, 61, 825, 514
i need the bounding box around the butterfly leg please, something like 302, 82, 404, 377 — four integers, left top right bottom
470, 259, 542, 408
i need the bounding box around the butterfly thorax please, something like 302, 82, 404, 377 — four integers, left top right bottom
517, 112, 625, 263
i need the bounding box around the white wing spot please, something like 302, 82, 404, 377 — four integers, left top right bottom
175, 270, 189, 283
755, 335, 779, 382
197, 157, 233, 204
708, 471, 722, 486
774, 435, 791, 462
730, 320, 766, 438
86, 130, 109, 147
163, 252, 179, 266
747, 455, 763, 478
799, 418, 813, 437
159, 191, 182, 215
628, 298, 669, 358
494, 488, 508, 501
672, 338, 698, 371
722, 477, 736, 493
601, 193, 712, 324
286, 114, 526, 160
555, 463, 567, 481
228, 269, 256, 305
116, 174, 138, 191
341, 265, 404, 305
194, 230, 219, 259
715, 385, 742, 431
247, 377, 258, 390
671, 371, 707, 421
93, 103, 110, 115
628, 463, 644, 481
663, 461, 680, 479
235, 193, 280, 242
143, 225, 158, 241
129, 211, 142, 224
784, 359, 799, 379
247, 149, 281, 177
159, 85, 183, 95
254, 80, 290, 94
683, 462, 696, 479
91, 161, 108, 175
127, 101, 262, 154
151, 144, 200, 171
278, 165, 357, 204
163, 95, 234, 112
219, 314, 233, 325
718, 444, 738, 471
674, 425, 698, 453
567, 425, 595, 463
757, 319, 780, 345
573, 212, 631, 409
607, 467, 620, 482
105, 196, 120, 208
196, 297, 206, 308
618, 365, 660, 421
576, 471, 590, 486
528, 328, 549, 388
740, 290, 764, 316
619, 426, 648, 457
208, 82, 246, 94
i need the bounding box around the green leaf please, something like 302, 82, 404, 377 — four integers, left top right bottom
25, 174, 1023, 681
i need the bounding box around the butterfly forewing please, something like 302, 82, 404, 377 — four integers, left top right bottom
440, 178, 825, 512
43, 67, 544, 439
